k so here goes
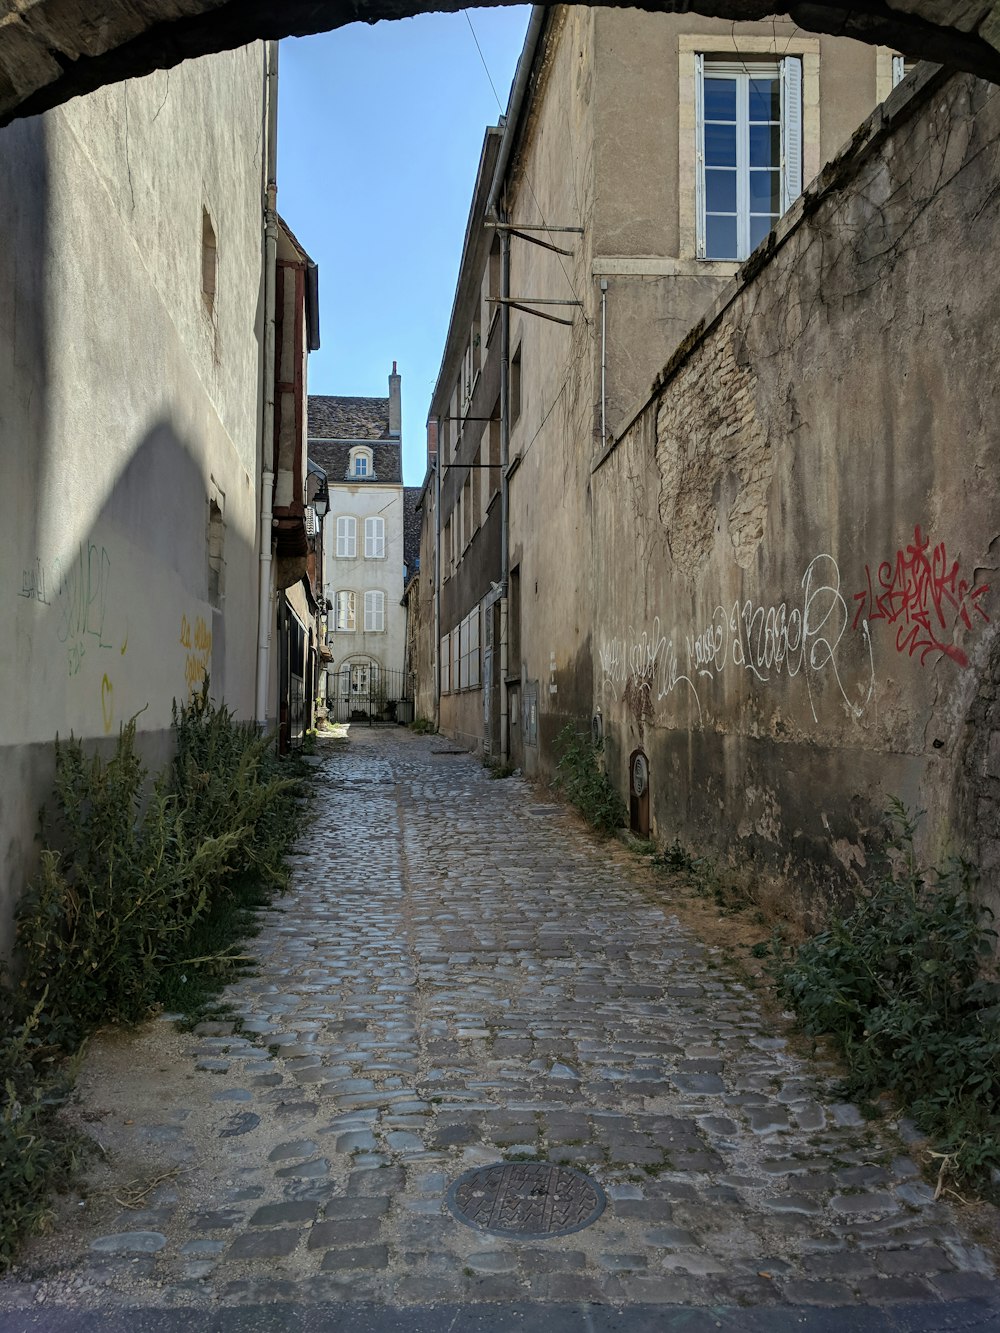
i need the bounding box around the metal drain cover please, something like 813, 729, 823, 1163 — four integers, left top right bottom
446, 1162, 606, 1238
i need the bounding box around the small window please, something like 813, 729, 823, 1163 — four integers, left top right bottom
510, 344, 522, 428
892, 54, 917, 87
364, 515, 385, 559
348, 447, 373, 479
364, 590, 385, 632
335, 591, 357, 632
201, 208, 217, 311
696, 56, 801, 261
336, 515, 357, 558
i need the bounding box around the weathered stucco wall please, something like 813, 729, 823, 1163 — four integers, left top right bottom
0, 47, 267, 953
506, 6, 599, 776
593, 67, 1000, 921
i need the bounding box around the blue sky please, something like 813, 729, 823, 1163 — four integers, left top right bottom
277, 9, 531, 486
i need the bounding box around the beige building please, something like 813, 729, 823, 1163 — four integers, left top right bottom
418, 5, 897, 770
0, 43, 321, 952
310, 373, 410, 723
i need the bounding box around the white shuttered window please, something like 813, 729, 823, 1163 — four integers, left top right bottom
364, 590, 385, 632
336, 516, 356, 558
364, 516, 385, 559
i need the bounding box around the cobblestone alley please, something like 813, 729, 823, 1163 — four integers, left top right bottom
2, 727, 998, 1330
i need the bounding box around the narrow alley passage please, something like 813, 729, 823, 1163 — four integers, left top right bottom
1, 728, 997, 1327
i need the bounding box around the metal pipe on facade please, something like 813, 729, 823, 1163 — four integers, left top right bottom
600, 278, 608, 450
499, 223, 511, 767
433, 416, 442, 730
255, 40, 279, 726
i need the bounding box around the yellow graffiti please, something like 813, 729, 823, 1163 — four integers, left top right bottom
182, 613, 212, 693
101, 673, 114, 734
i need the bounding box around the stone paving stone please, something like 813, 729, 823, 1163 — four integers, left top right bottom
308, 1218, 382, 1248
248, 1201, 319, 1227
226, 1229, 301, 1259
319, 1245, 389, 1271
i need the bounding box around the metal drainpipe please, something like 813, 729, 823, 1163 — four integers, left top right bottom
255, 40, 279, 726
433, 419, 442, 730
600, 278, 608, 451
499, 222, 511, 767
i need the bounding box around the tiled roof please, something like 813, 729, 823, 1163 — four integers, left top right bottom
403, 487, 422, 574
308, 439, 402, 486
308, 395, 392, 441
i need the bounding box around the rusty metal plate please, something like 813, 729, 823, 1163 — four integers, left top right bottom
446, 1162, 606, 1238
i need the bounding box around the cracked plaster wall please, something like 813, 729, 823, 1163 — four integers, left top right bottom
594, 67, 1000, 922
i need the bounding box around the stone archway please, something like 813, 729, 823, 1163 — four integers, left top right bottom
3, 0, 1000, 129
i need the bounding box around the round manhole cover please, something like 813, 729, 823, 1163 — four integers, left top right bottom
446, 1162, 606, 1238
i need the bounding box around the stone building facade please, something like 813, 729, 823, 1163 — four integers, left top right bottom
309, 373, 409, 722
417, 6, 893, 769
594, 64, 1000, 919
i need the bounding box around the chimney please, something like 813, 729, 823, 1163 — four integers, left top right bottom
388, 361, 401, 438
426, 418, 438, 465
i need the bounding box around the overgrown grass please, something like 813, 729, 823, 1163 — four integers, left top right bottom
772, 801, 1000, 1191
552, 725, 627, 835
0, 685, 310, 1267
409, 717, 437, 735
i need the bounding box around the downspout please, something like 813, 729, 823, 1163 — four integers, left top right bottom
498, 224, 510, 767
255, 40, 279, 725
600, 278, 608, 450
486, 6, 545, 767
433, 421, 442, 730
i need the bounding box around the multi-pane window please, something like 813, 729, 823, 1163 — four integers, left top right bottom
696, 57, 802, 261
364, 590, 385, 632
364, 515, 385, 559
348, 446, 372, 479
335, 591, 356, 632
336, 515, 356, 558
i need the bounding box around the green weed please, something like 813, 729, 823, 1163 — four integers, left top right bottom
773, 801, 1000, 1190
552, 725, 626, 835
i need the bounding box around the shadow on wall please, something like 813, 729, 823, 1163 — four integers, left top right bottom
1, 416, 257, 958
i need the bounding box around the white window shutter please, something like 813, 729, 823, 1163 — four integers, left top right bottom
892, 54, 904, 87
780, 56, 803, 212
694, 52, 706, 259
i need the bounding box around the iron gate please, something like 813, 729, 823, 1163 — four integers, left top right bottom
327, 664, 411, 725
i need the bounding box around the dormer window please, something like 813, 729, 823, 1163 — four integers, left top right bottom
348, 446, 373, 479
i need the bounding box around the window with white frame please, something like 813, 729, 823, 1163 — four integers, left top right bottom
892, 54, 917, 87
364, 589, 385, 632
348, 446, 373, 479
696, 56, 802, 261
440, 632, 451, 693
335, 591, 357, 632
335, 515, 357, 558
364, 515, 385, 559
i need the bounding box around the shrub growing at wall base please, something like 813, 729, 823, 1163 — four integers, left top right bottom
13, 690, 303, 1048
774, 803, 1000, 1188
552, 724, 627, 835
0, 996, 81, 1269
1, 688, 307, 1264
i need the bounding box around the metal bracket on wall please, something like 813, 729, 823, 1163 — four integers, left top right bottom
488, 296, 582, 327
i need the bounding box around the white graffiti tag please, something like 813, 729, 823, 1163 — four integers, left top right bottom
599, 554, 876, 726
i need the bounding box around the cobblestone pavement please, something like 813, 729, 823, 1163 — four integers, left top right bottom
2, 727, 998, 1322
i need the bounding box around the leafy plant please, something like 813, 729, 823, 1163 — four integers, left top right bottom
410, 717, 436, 735
0, 995, 81, 1270
552, 725, 626, 834
773, 801, 1000, 1188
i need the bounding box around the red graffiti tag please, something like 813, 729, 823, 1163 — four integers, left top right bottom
852, 525, 989, 669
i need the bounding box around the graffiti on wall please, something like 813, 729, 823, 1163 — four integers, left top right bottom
599, 554, 876, 726
852, 524, 990, 669
18, 558, 51, 605
181, 613, 213, 692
